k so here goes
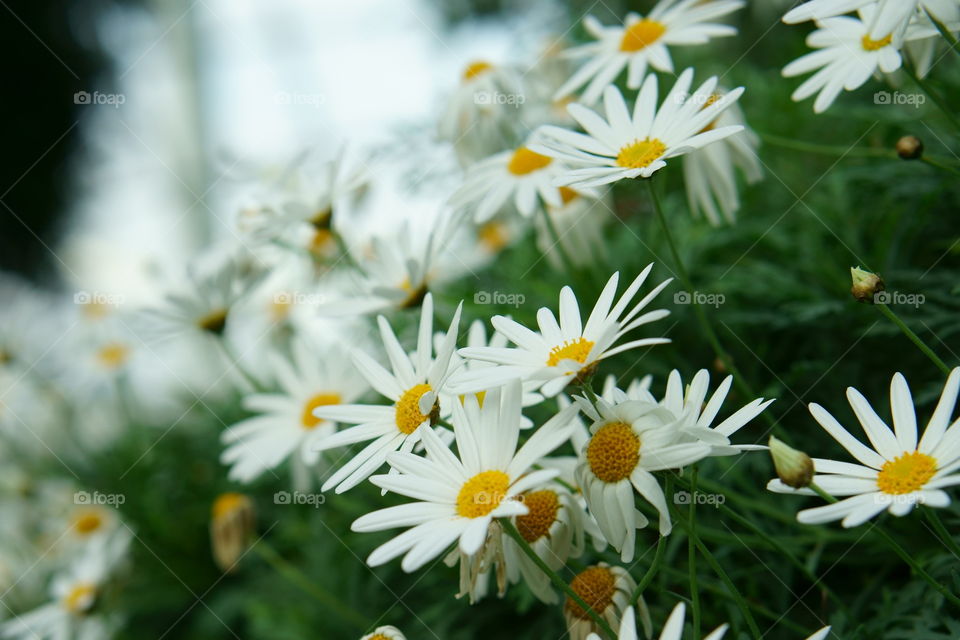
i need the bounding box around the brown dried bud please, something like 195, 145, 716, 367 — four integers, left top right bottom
210, 493, 255, 572
769, 436, 814, 489
850, 267, 884, 303
896, 135, 923, 160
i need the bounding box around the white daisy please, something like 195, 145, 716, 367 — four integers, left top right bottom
534, 188, 611, 269
769, 368, 960, 527
587, 602, 728, 640
360, 626, 406, 640
783, 0, 923, 41
564, 563, 646, 640
556, 1, 746, 105
312, 293, 462, 493
454, 266, 672, 398
682, 94, 762, 225
350, 381, 579, 572
533, 70, 745, 188
575, 390, 711, 560
220, 339, 368, 484
449, 138, 596, 223
782, 6, 932, 113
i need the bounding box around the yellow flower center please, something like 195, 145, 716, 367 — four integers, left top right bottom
367, 635, 391, 640
95, 343, 129, 369
566, 566, 616, 620
463, 61, 493, 81
546, 337, 594, 367
620, 19, 666, 52
616, 138, 667, 169
458, 390, 487, 407
398, 278, 428, 309
478, 222, 509, 252
456, 470, 511, 518
698, 94, 722, 133
301, 393, 342, 429
587, 421, 640, 483
309, 228, 335, 254
516, 490, 560, 542
64, 583, 96, 615
309, 208, 332, 230
395, 383, 435, 434
72, 510, 105, 535
507, 147, 553, 175
211, 492, 250, 520
270, 295, 293, 322
558, 186, 580, 205
862, 33, 893, 51
197, 308, 228, 335
876, 451, 937, 495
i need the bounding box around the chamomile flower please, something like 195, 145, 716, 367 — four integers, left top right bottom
682, 95, 762, 225
533, 70, 745, 188
450, 139, 596, 223
556, 1, 746, 105
587, 602, 728, 640
564, 563, 646, 640
454, 266, 672, 397
769, 369, 960, 527
220, 339, 368, 484
782, 6, 932, 113
575, 391, 711, 560
360, 627, 406, 640
350, 382, 579, 572
312, 293, 462, 493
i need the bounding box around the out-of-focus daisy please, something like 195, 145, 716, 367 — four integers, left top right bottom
360, 627, 406, 640
454, 266, 672, 397
782, 6, 932, 113
564, 563, 646, 640
501, 480, 588, 604
783, 0, 923, 41
220, 340, 368, 484
312, 293, 462, 493
587, 602, 728, 640
535, 188, 610, 269
350, 382, 578, 572
575, 390, 711, 560
556, 1, 746, 105
533, 71, 745, 188
450, 138, 596, 223
682, 93, 762, 225
904, 1, 960, 78
769, 369, 960, 527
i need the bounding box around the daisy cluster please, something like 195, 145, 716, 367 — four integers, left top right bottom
0, 0, 958, 639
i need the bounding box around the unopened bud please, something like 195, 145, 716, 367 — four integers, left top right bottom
850, 267, 884, 303
896, 135, 923, 160
210, 493, 255, 572
769, 436, 814, 489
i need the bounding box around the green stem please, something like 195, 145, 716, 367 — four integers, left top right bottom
647, 179, 779, 433
631, 475, 673, 604
875, 303, 952, 375
924, 508, 960, 560
759, 133, 893, 158
923, 8, 960, 59
254, 542, 367, 630
809, 482, 960, 609
692, 535, 762, 639
921, 156, 960, 178
688, 467, 701, 639
501, 519, 617, 639
902, 63, 960, 133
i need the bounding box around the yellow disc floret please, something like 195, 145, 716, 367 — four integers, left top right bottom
301, 393, 342, 429
95, 343, 129, 369
72, 509, 105, 536
862, 33, 893, 51
876, 451, 937, 495
64, 583, 97, 615
620, 19, 666, 52
516, 489, 560, 542
566, 565, 616, 620
463, 61, 493, 81
616, 138, 667, 169
587, 421, 640, 483
507, 147, 553, 175
456, 470, 511, 518
547, 337, 594, 367
395, 384, 435, 434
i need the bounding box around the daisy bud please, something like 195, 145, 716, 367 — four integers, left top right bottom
849, 267, 884, 303
210, 492, 255, 572
896, 135, 923, 160
768, 436, 814, 489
